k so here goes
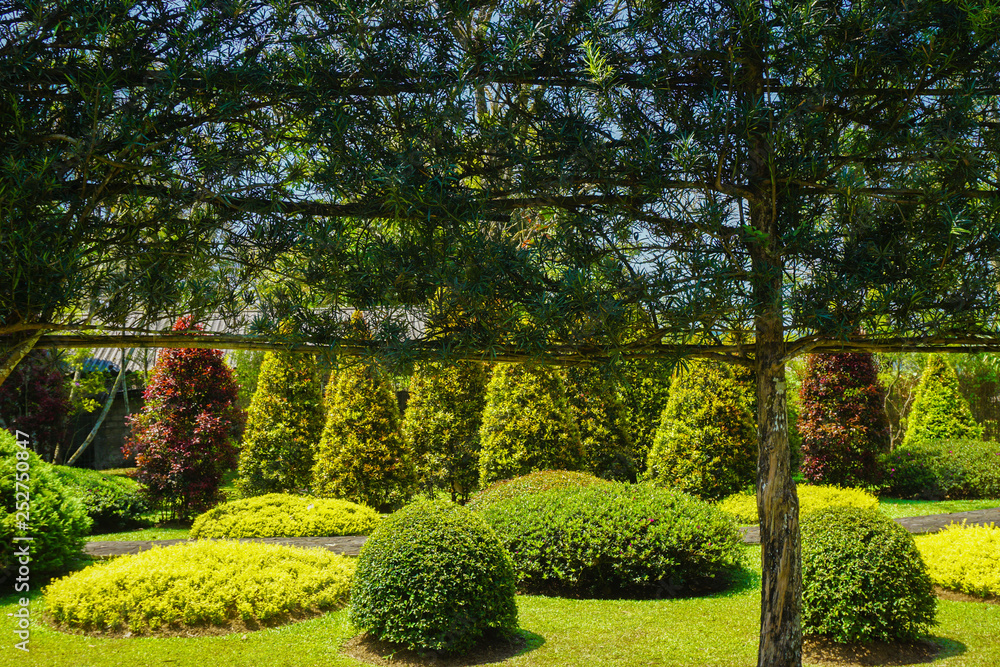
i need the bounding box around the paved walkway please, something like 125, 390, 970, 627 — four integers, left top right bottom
738, 506, 1000, 544
85, 507, 1000, 557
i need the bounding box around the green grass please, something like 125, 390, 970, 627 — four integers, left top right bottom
6, 547, 1000, 666
88, 525, 191, 542
878, 498, 1000, 520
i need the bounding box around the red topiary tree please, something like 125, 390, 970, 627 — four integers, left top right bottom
125, 317, 245, 519
798, 352, 888, 487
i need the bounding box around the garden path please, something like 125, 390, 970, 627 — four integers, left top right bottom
84, 507, 1000, 557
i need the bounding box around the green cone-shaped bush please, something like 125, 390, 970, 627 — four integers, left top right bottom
617, 360, 673, 474
646, 360, 757, 500
478, 364, 584, 487
312, 362, 416, 512
903, 354, 983, 448
403, 361, 488, 503
563, 366, 637, 481
237, 350, 325, 496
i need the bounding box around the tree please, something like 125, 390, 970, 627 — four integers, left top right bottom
0, 350, 70, 462
124, 317, 244, 519
478, 364, 584, 487
798, 353, 889, 487
15, 3, 1000, 666
312, 360, 416, 512
903, 354, 983, 447
647, 360, 757, 500
402, 361, 489, 503
617, 360, 673, 475
562, 366, 637, 481
236, 350, 325, 496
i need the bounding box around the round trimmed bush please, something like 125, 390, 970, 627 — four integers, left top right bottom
718, 484, 879, 525
478, 363, 584, 487
478, 482, 743, 598
914, 522, 1000, 598
1, 430, 91, 574
43, 541, 354, 635
190, 493, 379, 538
51, 465, 151, 532
350, 499, 518, 654
466, 469, 608, 511
647, 360, 757, 500
801, 507, 936, 643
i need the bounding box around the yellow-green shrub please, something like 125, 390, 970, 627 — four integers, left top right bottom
914, 522, 1000, 597
466, 469, 608, 511
190, 493, 379, 538
43, 541, 354, 634
718, 484, 879, 525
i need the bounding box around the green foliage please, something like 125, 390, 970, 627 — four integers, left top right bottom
466, 469, 608, 512
237, 350, 325, 497
903, 354, 982, 448
801, 507, 936, 643
646, 360, 757, 500
914, 523, 1000, 598
563, 366, 637, 481
350, 499, 518, 654
617, 360, 673, 474
51, 465, 151, 532
881, 439, 1000, 500
190, 493, 379, 538
717, 484, 879, 526
478, 364, 584, 487
402, 361, 488, 503
230, 349, 265, 412
478, 482, 743, 598
1, 430, 91, 574
43, 541, 355, 634
313, 361, 416, 512
798, 353, 888, 487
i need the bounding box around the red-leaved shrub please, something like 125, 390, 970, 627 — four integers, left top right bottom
799, 352, 888, 486
125, 317, 245, 518
0, 350, 71, 462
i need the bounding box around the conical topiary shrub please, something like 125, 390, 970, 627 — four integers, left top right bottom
126, 316, 245, 518
646, 360, 756, 500
402, 361, 488, 503
313, 360, 416, 512
478, 363, 584, 487
562, 366, 637, 481
903, 354, 983, 448
236, 349, 325, 497
617, 359, 673, 475
798, 352, 889, 487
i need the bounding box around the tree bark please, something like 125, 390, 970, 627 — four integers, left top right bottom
0, 330, 44, 388
751, 211, 802, 667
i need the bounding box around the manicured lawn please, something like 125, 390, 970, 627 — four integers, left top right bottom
88, 525, 191, 542
879, 498, 1000, 520
7, 547, 1000, 667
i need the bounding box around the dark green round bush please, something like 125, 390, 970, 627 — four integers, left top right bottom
350, 499, 518, 654
477, 482, 743, 598
466, 469, 608, 511
190, 493, 379, 538
801, 507, 936, 643
51, 465, 151, 532
881, 439, 1000, 499
1, 430, 91, 574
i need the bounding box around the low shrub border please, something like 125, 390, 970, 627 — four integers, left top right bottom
881, 439, 1000, 500
190, 493, 380, 538
914, 522, 1000, 598
717, 484, 878, 525
43, 540, 355, 635
51, 465, 151, 532
478, 482, 743, 598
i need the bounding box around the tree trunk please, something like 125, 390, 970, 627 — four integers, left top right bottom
752, 214, 802, 667
0, 330, 44, 388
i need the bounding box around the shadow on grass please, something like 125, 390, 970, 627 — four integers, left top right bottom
342, 628, 545, 666
803, 635, 965, 665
